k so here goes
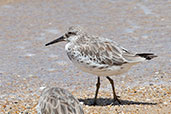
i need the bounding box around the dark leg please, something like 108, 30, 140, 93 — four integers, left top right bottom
93, 77, 100, 105
106, 76, 121, 104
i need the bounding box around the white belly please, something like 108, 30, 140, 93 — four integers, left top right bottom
72, 59, 134, 76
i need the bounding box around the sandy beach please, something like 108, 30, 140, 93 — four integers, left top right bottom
0, 0, 170, 113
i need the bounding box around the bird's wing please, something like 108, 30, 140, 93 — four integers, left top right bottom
73, 37, 147, 67
74, 40, 130, 66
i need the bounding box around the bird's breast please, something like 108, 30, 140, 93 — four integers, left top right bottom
65, 42, 73, 52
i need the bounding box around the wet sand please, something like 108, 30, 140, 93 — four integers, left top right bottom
0, 0, 171, 113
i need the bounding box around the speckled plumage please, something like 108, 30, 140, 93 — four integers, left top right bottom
37, 87, 84, 114
63, 26, 156, 76
45, 26, 157, 105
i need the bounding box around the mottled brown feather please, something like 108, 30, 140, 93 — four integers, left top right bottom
37, 87, 84, 114
74, 40, 128, 66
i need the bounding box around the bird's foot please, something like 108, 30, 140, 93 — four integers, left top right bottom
114, 97, 121, 104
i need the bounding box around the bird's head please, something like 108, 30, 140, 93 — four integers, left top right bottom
45, 26, 84, 46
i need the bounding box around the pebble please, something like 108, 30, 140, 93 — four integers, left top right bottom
39, 86, 46, 90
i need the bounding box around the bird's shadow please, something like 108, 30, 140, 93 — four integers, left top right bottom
79, 98, 157, 106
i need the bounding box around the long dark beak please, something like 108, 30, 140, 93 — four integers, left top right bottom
45, 36, 65, 46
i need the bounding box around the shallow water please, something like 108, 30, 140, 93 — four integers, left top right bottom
0, 0, 170, 95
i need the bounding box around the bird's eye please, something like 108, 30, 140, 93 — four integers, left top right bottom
68, 32, 76, 35
68, 32, 72, 34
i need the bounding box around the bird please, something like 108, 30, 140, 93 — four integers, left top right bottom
45, 26, 157, 105
37, 87, 84, 114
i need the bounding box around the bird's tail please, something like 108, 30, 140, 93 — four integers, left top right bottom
136, 53, 157, 60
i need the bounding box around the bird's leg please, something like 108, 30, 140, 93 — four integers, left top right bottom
106, 76, 121, 104
93, 76, 100, 105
